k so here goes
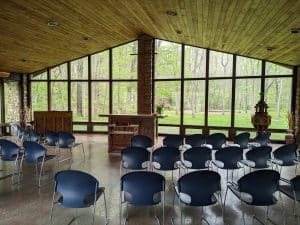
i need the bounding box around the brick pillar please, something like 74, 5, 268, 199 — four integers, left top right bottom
137, 34, 154, 114
295, 67, 300, 144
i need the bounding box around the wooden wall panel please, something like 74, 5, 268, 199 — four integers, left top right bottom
34, 111, 72, 135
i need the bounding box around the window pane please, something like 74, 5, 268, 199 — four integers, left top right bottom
93, 125, 108, 132
31, 71, 47, 80
31, 82, 48, 114
266, 62, 293, 75
184, 46, 206, 78
71, 82, 88, 121
71, 57, 88, 80
209, 51, 233, 77
155, 40, 181, 79
73, 125, 87, 131
91, 82, 109, 122
235, 79, 261, 127
208, 80, 231, 126
112, 41, 137, 79
155, 81, 181, 124
91, 51, 109, 80
185, 128, 202, 135
236, 56, 261, 76
265, 77, 292, 129
4, 81, 20, 122
184, 80, 205, 125
158, 126, 179, 134
50, 64, 67, 80
112, 82, 137, 114
209, 129, 228, 136
51, 82, 68, 110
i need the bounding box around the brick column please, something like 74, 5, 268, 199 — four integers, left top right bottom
295, 67, 300, 144
137, 34, 154, 114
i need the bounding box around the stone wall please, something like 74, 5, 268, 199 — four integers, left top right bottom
295, 67, 300, 144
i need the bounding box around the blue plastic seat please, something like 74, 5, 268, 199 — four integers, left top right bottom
241, 146, 272, 172
162, 135, 184, 149
120, 146, 150, 175
174, 170, 222, 225
120, 171, 165, 225
44, 130, 58, 147
206, 133, 226, 150
212, 146, 243, 181
182, 134, 206, 150
234, 132, 250, 149
270, 144, 298, 175
182, 147, 212, 171
21, 141, 56, 187
50, 170, 108, 225
225, 170, 280, 225
254, 132, 270, 146
130, 135, 153, 152
57, 131, 85, 163
22, 129, 41, 143
0, 139, 22, 184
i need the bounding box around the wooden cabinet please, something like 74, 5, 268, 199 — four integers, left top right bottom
34, 111, 72, 135
99, 114, 159, 154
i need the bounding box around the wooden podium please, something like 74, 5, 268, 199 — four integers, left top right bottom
99, 114, 159, 153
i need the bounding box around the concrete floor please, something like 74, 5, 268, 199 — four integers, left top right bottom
0, 134, 298, 225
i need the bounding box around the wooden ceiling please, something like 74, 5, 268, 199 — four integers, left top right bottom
0, 0, 299, 73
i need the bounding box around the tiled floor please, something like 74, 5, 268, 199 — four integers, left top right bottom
0, 134, 297, 225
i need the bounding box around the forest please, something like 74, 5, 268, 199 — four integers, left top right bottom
4, 39, 293, 139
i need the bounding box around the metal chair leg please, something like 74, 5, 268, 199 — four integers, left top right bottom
38, 157, 45, 187
103, 190, 109, 224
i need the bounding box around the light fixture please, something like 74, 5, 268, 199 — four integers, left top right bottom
47, 19, 59, 27
176, 30, 182, 34
0, 72, 10, 77
290, 28, 300, 34
166, 10, 177, 16
266, 47, 274, 51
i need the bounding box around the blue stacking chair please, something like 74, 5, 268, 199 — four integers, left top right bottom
212, 146, 243, 181
50, 170, 108, 225
21, 141, 56, 187
254, 132, 270, 147
233, 132, 250, 150
270, 144, 299, 175
120, 171, 165, 225
22, 129, 41, 143
206, 133, 226, 150
130, 135, 153, 152
0, 139, 22, 184
162, 135, 184, 149
225, 170, 280, 225
241, 146, 272, 173
57, 131, 85, 163
44, 130, 59, 147
120, 146, 150, 175
182, 134, 206, 150
174, 170, 223, 225
280, 176, 300, 221
152, 146, 181, 181
181, 147, 212, 172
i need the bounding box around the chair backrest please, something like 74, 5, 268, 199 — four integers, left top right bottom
238, 170, 280, 206
58, 131, 75, 148
54, 170, 99, 208
23, 130, 40, 143
178, 170, 221, 206
215, 146, 243, 169
23, 141, 46, 164
206, 133, 226, 150
121, 147, 150, 170
185, 134, 206, 147
183, 147, 212, 169
291, 176, 300, 192
254, 132, 270, 146
0, 139, 20, 161
246, 146, 272, 168
273, 144, 297, 166
130, 135, 152, 149
162, 135, 184, 148
234, 132, 250, 149
152, 146, 180, 171
45, 130, 58, 146
121, 171, 165, 205
11, 124, 25, 139
10, 123, 21, 136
